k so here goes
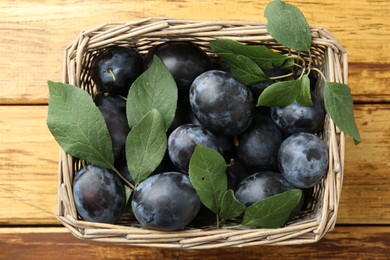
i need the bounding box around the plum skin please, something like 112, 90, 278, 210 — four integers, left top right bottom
91, 46, 143, 97
235, 171, 304, 220
189, 70, 254, 136
131, 172, 201, 231
278, 132, 328, 188
98, 105, 130, 163
236, 115, 284, 172
94, 92, 127, 114
168, 124, 220, 173
235, 171, 295, 206
72, 165, 126, 223
143, 41, 211, 97
271, 92, 325, 134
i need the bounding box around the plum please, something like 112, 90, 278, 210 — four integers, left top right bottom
168, 124, 220, 173
226, 158, 250, 190
73, 164, 126, 223
91, 46, 143, 97
278, 132, 328, 188
131, 172, 201, 231
93, 92, 127, 114
236, 115, 284, 172
235, 171, 295, 206
189, 70, 254, 136
271, 92, 325, 134
143, 41, 211, 98
98, 105, 130, 163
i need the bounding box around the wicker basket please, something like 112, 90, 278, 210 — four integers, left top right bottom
56, 18, 346, 249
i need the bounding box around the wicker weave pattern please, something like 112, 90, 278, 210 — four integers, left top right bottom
57, 18, 346, 249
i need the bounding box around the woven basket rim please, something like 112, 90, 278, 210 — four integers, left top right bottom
56, 18, 346, 249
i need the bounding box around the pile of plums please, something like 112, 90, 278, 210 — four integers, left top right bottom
72, 41, 328, 230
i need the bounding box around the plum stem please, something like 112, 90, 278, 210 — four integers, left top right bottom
107, 68, 117, 82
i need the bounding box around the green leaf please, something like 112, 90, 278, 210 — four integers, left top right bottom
257, 78, 301, 107
218, 53, 268, 85
296, 74, 313, 106
188, 145, 227, 214
47, 81, 114, 168
210, 38, 293, 71
125, 109, 167, 185
324, 82, 361, 144
265, 0, 312, 51
242, 189, 302, 228
126, 56, 177, 131
219, 190, 246, 221
124, 185, 133, 205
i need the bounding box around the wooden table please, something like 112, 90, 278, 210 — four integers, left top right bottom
0, 0, 389, 259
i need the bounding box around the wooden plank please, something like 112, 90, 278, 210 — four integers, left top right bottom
0, 104, 388, 225
339, 104, 390, 224
0, 226, 388, 259
0, 0, 389, 104
0, 106, 59, 225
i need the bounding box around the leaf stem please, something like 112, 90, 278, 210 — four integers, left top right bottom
112, 166, 135, 190
311, 67, 327, 82
223, 224, 243, 230
269, 72, 295, 81
216, 214, 221, 229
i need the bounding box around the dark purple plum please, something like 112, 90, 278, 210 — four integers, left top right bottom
189, 70, 254, 136
143, 41, 211, 98
167, 99, 194, 134
271, 92, 325, 134
236, 115, 284, 172
235, 171, 295, 206
226, 158, 250, 190
308, 70, 319, 91
216, 134, 235, 162
250, 65, 291, 99
93, 92, 127, 114
210, 56, 231, 73
250, 80, 274, 99
168, 124, 220, 173
91, 46, 143, 96
278, 132, 328, 188
115, 160, 134, 185
98, 105, 130, 163
236, 171, 304, 222
190, 204, 217, 227
73, 164, 126, 223
131, 172, 201, 231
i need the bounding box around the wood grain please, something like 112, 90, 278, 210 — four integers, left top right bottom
0, 104, 388, 225
340, 104, 390, 224
0, 226, 389, 259
0, 0, 389, 104
0, 106, 59, 225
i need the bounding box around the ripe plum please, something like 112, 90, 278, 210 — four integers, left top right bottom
144, 41, 211, 98
189, 70, 254, 136
98, 105, 130, 163
278, 132, 328, 188
168, 124, 220, 173
236, 115, 283, 172
271, 92, 325, 134
92, 46, 143, 96
131, 172, 201, 231
235, 171, 295, 206
73, 165, 126, 223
